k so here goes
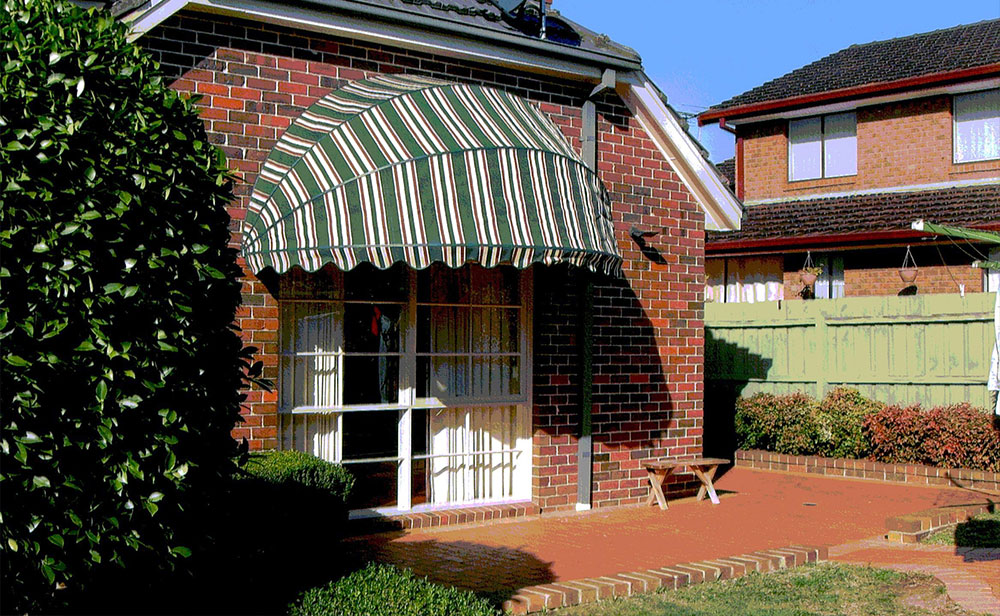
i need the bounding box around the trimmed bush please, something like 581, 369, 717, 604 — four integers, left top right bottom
289, 563, 499, 616
816, 387, 884, 459
1, 0, 255, 610
734, 392, 822, 455
864, 403, 1000, 471
243, 450, 355, 503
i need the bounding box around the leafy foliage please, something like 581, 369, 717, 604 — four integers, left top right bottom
864, 402, 1000, 471
242, 449, 355, 504
289, 564, 499, 616
815, 387, 884, 459
0, 0, 255, 609
735, 388, 999, 472
734, 392, 821, 455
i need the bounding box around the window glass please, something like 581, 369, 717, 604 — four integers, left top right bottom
280, 303, 339, 410
823, 112, 857, 177
344, 303, 401, 353
345, 262, 408, 301
417, 264, 469, 304
955, 89, 1000, 163
789, 117, 822, 181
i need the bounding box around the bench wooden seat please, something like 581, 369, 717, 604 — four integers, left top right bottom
643, 457, 730, 510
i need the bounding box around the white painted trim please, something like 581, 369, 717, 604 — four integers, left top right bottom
621, 73, 743, 231
123, 0, 190, 40
575, 503, 592, 511
744, 177, 1000, 206
725, 78, 1000, 126
126, 0, 625, 81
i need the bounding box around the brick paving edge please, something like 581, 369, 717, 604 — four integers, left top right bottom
500, 544, 829, 614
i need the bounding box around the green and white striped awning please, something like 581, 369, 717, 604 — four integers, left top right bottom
242, 75, 621, 276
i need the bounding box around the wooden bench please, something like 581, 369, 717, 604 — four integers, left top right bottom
643, 457, 730, 510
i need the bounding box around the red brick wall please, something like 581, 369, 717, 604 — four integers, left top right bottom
741, 95, 1000, 202
142, 11, 705, 512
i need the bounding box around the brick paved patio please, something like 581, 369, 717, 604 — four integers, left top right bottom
345, 467, 999, 613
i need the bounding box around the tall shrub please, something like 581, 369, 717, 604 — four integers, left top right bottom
1, 0, 255, 610
816, 387, 884, 459
734, 392, 821, 455
865, 403, 1000, 471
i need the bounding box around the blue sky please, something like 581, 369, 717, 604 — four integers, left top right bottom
559, 0, 1000, 163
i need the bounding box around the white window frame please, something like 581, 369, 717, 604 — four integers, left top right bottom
953, 88, 1000, 164
277, 266, 533, 515
788, 112, 857, 181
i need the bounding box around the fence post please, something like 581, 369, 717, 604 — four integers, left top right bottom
815, 311, 828, 399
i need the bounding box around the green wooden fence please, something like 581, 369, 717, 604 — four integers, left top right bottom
705, 292, 995, 409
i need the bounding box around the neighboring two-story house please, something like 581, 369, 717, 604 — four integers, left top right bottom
115, 0, 742, 521
698, 19, 1000, 302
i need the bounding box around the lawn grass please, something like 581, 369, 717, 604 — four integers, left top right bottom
924, 510, 1000, 548
552, 562, 973, 615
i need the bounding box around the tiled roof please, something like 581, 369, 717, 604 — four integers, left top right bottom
710, 19, 1000, 112
714, 158, 735, 190
706, 184, 1000, 246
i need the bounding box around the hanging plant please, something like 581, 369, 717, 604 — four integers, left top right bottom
799, 251, 822, 287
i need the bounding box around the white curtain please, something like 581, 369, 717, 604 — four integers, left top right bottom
706, 257, 784, 303
428, 405, 527, 504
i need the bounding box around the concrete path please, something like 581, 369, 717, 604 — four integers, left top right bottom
831, 537, 1000, 615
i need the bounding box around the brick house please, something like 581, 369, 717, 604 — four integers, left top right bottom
698, 20, 1000, 303
114, 0, 742, 518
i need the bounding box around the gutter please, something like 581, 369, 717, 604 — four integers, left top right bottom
706, 223, 1000, 253
698, 63, 1000, 126
126, 0, 642, 78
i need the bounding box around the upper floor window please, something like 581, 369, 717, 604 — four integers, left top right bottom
954, 89, 1000, 163
788, 112, 857, 181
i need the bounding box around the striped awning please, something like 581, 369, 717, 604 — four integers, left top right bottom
242, 75, 621, 276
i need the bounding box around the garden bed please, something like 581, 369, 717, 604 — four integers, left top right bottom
736, 449, 1000, 494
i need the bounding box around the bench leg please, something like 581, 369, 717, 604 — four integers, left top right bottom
692, 465, 720, 505
644, 468, 673, 510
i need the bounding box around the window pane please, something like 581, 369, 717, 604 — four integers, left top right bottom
343, 356, 399, 405
471, 266, 520, 305
823, 112, 857, 177
471, 307, 519, 353
471, 356, 520, 398
789, 117, 822, 181
344, 303, 400, 353
955, 89, 1000, 163
417, 306, 470, 353
345, 461, 398, 509
280, 303, 339, 410
830, 257, 845, 299
345, 262, 408, 301
417, 264, 469, 303
417, 356, 469, 398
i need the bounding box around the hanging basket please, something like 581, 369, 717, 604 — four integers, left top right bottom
799, 251, 821, 288
898, 245, 918, 284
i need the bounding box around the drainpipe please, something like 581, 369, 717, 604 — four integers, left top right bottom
577, 67, 615, 511
582, 68, 616, 170
576, 273, 594, 510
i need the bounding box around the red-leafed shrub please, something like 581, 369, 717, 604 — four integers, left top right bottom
864, 403, 1000, 471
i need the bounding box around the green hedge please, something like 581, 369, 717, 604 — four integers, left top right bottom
243, 450, 355, 503
1, 0, 255, 610
734, 388, 999, 471
289, 564, 499, 616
